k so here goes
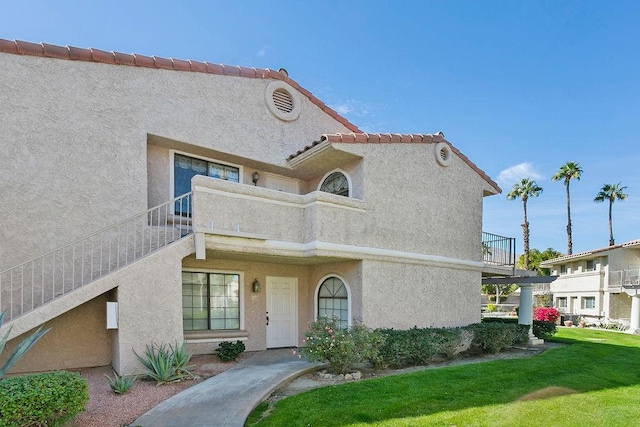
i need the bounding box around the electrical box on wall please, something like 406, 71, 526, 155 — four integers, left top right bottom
106, 302, 118, 329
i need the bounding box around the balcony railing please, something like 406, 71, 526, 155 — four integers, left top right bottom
609, 267, 640, 289
0, 193, 193, 322
482, 232, 516, 268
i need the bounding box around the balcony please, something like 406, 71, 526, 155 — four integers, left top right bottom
190, 175, 367, 260
482, 232, 516, 276
609, 267, 640, 294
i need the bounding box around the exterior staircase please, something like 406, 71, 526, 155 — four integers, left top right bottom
0, 193, 193, 339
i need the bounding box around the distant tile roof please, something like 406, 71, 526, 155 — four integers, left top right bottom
540, 238, 640, 266
288, 132, 501, 194
0, 38, 360, 133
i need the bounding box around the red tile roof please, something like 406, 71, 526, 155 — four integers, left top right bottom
540, 239, 640, 265
0, 38, 360, 133
288, 133, 501, 194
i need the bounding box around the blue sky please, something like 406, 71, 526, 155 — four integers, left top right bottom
2, 0, 638, 255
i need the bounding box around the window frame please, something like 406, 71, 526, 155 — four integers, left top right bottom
559, 264, 567, 275
556, 297, 568, 309
181, 269, 245, 332
582, 296, 596, 310
317, 169, 352, 198
313, 274, 352, 328
586, 260, 595, 272
170, 150, 244, 200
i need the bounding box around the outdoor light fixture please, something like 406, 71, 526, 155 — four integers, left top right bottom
252, 278, 261, 293
252, 171, 260, 186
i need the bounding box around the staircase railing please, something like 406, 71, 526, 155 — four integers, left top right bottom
0, 192, 193, 322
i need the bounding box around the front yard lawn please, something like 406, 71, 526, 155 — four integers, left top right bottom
248, 328, 640, 426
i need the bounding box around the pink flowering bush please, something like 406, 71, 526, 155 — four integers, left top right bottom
533, 307, 560, 323
298, 316, 384, 374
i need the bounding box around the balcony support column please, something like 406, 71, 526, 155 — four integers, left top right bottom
630, 294, 640, 334
519, 284, 544, 345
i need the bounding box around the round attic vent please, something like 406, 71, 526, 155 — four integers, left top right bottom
272, 88, 294, 113
265, 81, 301, 121
435, 142, 452, 167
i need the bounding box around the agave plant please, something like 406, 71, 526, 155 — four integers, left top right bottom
0, 311, 50, 379
134, 342, 194, 385
105, 370, 137, 394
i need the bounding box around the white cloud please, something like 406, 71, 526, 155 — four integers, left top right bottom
328, 99, 371, 118
256, 47, 267, 57
497, 162, 544, 187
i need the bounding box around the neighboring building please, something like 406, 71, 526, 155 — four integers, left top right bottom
540, 240, 640, 330
0, 39, 504, 374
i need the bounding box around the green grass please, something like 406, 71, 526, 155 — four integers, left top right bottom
247, 329, 640, 426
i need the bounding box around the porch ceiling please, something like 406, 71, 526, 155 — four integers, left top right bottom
198, 249, 352, 266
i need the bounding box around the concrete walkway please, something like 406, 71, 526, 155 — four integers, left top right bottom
131, 349, 321, 427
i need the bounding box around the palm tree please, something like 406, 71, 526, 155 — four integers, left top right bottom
594, 182, 628, 246
552, 161, 582, 255
507, 178, 543, 270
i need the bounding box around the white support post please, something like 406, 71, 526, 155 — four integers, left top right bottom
519, 284, 544, 345
630, 295, 640, 334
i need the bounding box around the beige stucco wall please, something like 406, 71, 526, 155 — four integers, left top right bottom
0, 52, 352, 272
335, 143, 486, 260
2, 294, 112, 374
112, 238, 194, 374
360, 260, 481, 329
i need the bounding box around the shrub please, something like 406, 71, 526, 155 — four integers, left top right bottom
533, 307, 560, 322
0, 371, 88, 426
135, 341, 194, 385
105, 370, 137, 395
481, 317, 557, 341
299, 317, 383, 374
486, 304, 496, 313
466, 322, 520, 354
438, 328, 474, 359
0, 311, 49, 379
216, 340, 246, 362
533, 320, 558, 340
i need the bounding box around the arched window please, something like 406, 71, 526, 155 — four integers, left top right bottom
317, 276, 349, 329
320, 171, 349, 197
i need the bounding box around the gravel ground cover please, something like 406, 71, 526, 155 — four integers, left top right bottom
70, 353, 249, 427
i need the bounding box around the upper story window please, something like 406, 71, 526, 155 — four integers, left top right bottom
319, 171, 349, 197
174, 153, 240, 197
586, 260, 595, 271
560, 264, 567, 275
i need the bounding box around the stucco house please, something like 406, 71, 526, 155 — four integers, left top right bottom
0, 39, 509, 375
540, 239, 640, 331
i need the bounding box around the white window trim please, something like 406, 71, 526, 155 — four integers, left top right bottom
170, 149, 244, 200
317, 168, 352, 197
182, 268, 245, 331
313, 274, 352, 327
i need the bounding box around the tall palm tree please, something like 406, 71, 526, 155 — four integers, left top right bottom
552, 161, 582, 255
594, 182, 628, 246
507, 178, 543, 270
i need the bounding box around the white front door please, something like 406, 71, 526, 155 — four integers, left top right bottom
266, 276, 298, 348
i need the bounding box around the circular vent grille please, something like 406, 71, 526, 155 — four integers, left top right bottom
272, 88, 294, 113
435, 142, 452, 167
265, 81, 301, 121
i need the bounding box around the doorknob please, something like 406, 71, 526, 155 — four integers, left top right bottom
266, 312, 269, 326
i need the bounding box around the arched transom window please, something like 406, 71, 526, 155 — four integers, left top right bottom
320, 172, 349, 197
317, 276, 349, 329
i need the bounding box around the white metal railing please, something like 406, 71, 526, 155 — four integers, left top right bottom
609, 267, 640, 288
0, 193, 193, 322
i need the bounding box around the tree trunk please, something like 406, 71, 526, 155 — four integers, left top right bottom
609, 199, 615, 246
522, 199, 529, 270
566, 181, 572, 255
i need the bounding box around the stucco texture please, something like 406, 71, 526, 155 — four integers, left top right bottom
0, 53, 352, 271
2, 294, 112, 374
361, 260, 481, 329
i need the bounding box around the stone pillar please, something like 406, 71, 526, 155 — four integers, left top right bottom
630, 295, 640, 333
519, 284, 543, 345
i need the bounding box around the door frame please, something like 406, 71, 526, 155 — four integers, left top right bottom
266, 276, 298, 348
